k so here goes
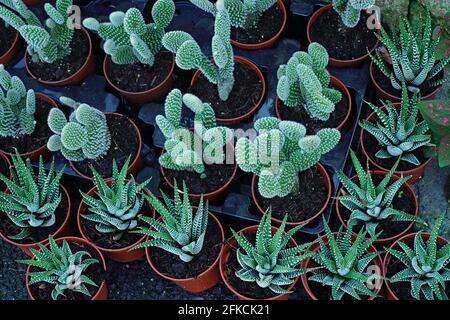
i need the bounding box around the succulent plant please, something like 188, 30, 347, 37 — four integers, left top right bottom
235, 117, 340, 198
47, 96, 111, 162
17, 236, 100, 300
277, 43, 342, 121
163, 0, 235, 101
331, 0, 376, 28
83, 0, 175, 66
131, 181, 209, 263
0, 152, 64, 240
0, 64, 36, 138
80, 157, 151, 241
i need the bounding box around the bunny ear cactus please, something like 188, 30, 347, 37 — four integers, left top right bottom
83, 0, 175, 66
360, 83, 431, 166
47, 97, 111, 162
0, 65, 36, 138
163, 0, 235, 101
235, 117, 340, 198
277, 42, 342, 121
331, 0, 375, 28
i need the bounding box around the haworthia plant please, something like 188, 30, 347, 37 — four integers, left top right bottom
80, 157, 151, 241
162, 0, 235, 101
235, 117, 340, 198
0, 152, 64, 240
331, 0, 376, 28
156, 89, 233, 178
17, 236, 99, 300
0, 64, 36, 138
47, 96, 111, 162
131, 180, 209, 263
0, 0, 75, 63
83, 0, 175, 65
277, 42, 342, 121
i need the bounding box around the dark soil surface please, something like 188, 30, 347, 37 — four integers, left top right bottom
29, 241, 105, 300
0, 100, 53, 155
189, 62, 263, 121
0, 155, 9, 190
149, 219, 223, 279
0, 24, 17, 57
108, 50, 173, 93
230, 4, 283, 45
310, 8, 377, 61
71, 114, 139, 178
255, 166, 328, 223
26, 29, 89, 82
0, 190, 68, 245
277, 83, 350, 134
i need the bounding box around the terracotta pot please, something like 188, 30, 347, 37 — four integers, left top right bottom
69, 113, 143, 180
220, 225, 299, 300
335, 170, 419, 245
0, 184, 71, 257
252, 163, 332, 227
0, 93, 57, 161
360, 102, 432, 182
0, 152, 11, 191
275, 76, 352, 131
103, 52, 175, 105
369, 61, 442, 103
25, 236, 108, 300
23, 0, 43, 5
307, 4, 379, 68
301, 232, 383, 300
25, 26, 95, 87
383, 232, 449, 300
190, 56, 266, 123
145, 212, 225, 293
77, 178, 155, 263
230, 0, 287, 50
0, 30, 21, 66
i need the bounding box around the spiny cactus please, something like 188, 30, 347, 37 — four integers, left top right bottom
156, 89, 233, 178
360, 83, 431, 166
386, 213, 450, 300
235, 117, 340, 198
190, 0, 277, 30
47, 96, 111, 162
131, 181, 209, 263
80, 157, 152, 241
277, 43, 342, 121
336, 150, 425, 238
17, 236, 99, 300
163, 1, 235, 101
233, 209, 312, 295
0, 0, 75, 63
0, 65, 36, 138
0, 152, 64, 240
369, 11, 450, 94
83, 1, 175, 66
332, 0, 375, 28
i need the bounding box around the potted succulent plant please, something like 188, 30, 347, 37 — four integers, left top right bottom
220, 209, 311, 300
189, 0, 287, 50
18, 235, 108, 300
335, 150, 424, 245
369, 11, 450, 102
0, 3, 21, 65
156, 89, 237, 202
131, 181, 225, 293
276, 42, 352, 132
360, 84, 432, 182
0, 65, 58, 160
162, 0, 266, 123
306, 1, 379, 67
0, 152, 71, 256
384, 214, 450, 300
46, 96, 142, 179
83, 1, 176, 104
77, 157, 154, 263
0, 0, 95, 86
301, 218, 384, 300
235, 117, 339, 226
